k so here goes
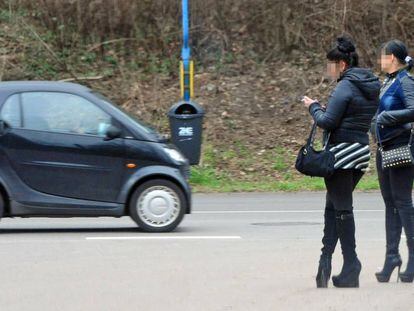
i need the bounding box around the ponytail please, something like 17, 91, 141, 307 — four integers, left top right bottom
405, 56, 414, 71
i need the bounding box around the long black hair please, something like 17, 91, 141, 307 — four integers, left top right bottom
382, 39, 413, 71
326, 36, 359, 68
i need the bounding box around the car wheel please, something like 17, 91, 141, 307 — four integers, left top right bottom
129, 179, 187, 232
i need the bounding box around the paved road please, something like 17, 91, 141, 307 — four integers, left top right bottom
0, 192, 412, 311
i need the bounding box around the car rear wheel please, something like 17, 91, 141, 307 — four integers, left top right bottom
129, 179, 187, 232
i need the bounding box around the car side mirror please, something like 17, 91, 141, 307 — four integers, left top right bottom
104, 125, 122, 141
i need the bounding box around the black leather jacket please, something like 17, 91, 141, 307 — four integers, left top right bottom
309, 67, 380, 145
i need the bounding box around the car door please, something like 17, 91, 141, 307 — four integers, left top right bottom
0, 91, 125, 202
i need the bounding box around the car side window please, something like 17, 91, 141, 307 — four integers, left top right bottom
21, 92, 112, 136
0, 94, 21, 128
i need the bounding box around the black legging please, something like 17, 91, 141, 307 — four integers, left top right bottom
324, 169, 364, 212
377, 149, 414, 211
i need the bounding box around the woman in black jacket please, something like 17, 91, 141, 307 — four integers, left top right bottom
375, 40, 414, 283
302, 36, 380, 288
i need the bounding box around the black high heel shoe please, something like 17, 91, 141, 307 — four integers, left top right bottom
399, 254, 414, 283
332, 258, 362, 288
399, 210, 414, 283
316, 255, 332, 288
375, 254, 402, 283
399, 273, 414, 282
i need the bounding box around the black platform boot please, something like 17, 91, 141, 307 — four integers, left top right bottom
399, 209, 414, 283
375, 207, 402, 283
332, 211, 361, 288
316, 208, 338, 288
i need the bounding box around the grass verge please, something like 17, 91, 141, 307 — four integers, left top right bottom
190, 167, 380, 193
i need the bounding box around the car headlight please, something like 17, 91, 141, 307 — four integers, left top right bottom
164, 148, 187, 163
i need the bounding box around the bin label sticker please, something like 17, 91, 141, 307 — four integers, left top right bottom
179, 127, 194, 137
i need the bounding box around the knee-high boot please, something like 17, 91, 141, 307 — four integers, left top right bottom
399, 209, 414, 283
332, 211, 361, 288
316, 208, 338, 288
375, 207, 402, 282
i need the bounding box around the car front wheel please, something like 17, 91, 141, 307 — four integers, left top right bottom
129, 179, 187, 232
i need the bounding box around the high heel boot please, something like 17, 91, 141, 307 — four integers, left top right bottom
316, 207, 337, 288
332, 211, 361, 288
399, 209, 414, 283
376, 207, 402, 283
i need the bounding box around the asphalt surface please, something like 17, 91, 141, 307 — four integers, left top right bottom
0, 192, 413, 311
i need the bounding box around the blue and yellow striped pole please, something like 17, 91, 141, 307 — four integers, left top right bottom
180, 0, 194, 101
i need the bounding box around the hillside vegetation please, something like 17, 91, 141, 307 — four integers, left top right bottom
0, 0, 413, 191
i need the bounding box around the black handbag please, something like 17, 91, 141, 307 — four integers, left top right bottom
295, 123, 335, 178
377, 124, 414, 170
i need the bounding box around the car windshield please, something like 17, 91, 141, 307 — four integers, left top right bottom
91, 92, 156, 134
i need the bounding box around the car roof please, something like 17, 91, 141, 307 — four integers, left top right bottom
0, 81, 91, 93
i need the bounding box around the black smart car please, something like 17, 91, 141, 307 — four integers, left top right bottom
0, 81, 191, 232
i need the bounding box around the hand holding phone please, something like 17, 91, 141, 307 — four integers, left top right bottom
301, 96, 318, 108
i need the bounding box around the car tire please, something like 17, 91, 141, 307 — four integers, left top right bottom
129, 179, 187, 232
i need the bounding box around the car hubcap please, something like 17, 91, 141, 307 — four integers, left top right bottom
137, 186, 180, 228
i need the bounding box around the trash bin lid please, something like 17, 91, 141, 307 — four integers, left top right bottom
168, 100, 204, 118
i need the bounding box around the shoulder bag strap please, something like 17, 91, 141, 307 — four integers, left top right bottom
307, 122, 331, 150
323, 132, 331, 151
376, 123, 383, 150
307, 123, 318, 147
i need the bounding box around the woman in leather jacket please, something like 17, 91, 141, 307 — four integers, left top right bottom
302, 36, 380, 288
375, 39, 414, 283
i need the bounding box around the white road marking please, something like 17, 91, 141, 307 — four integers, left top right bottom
86, 236, 242, 241
194, 210, 383, 214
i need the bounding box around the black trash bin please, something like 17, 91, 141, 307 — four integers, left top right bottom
168, 100, 204, 165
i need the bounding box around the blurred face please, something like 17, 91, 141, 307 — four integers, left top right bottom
326, 60, 347, 80
326, 61, 340, 80
379, 52, 395, 73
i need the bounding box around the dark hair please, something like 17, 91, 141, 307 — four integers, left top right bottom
326, 36, 359, 67
382, 39, 413, 71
